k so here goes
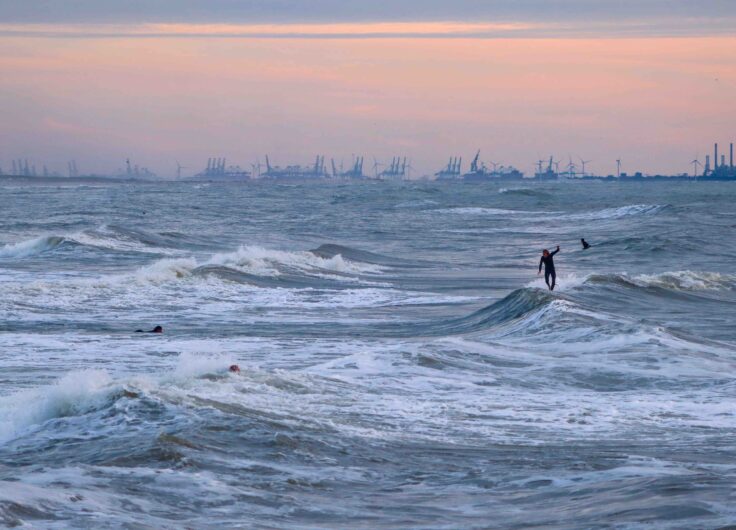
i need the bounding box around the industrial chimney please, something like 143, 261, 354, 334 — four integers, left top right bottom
714, 143, 718, 169
731, 143, 734, 168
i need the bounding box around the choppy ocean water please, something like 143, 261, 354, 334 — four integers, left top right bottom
1, 179, 735, 529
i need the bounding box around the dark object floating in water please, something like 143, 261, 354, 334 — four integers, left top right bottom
136, 325, 163, 333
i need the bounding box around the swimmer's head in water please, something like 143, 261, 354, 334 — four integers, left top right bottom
152, 325, 163, 333
542, 249, 550, 257
229, 364, 240, 373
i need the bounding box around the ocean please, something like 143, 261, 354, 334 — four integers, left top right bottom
1, 179, 735, 529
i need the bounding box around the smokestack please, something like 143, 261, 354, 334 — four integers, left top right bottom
731, 143, 734, 168
722, 155, 726, 168
715, 143, 718, 169
705, 155, 710, 173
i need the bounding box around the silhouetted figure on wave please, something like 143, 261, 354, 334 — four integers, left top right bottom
538, 246, 560, 291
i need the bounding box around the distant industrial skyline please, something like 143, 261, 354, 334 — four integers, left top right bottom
0, 1, 734, 177
3, 140, 733, 180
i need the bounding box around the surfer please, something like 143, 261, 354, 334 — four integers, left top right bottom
538, 246, 560, 291
581, 238, 591, 250
136, 325, 163, 333
229, 364, 241, 374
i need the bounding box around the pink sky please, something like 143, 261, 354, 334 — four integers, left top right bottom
0, 27, 734, 177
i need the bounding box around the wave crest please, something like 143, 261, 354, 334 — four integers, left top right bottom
439, 207, 529, 216
0, 370, 116, 443
564, 204, 668, 221
0, 225, 184, 260
0, 235, 66, 258
207, 245, 383, 277
589, 270, 736, 292
131, 245, 384, 285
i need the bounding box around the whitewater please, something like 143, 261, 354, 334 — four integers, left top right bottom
1, 179, 735, 529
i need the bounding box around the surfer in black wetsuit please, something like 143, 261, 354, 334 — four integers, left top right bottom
581, 238, 591, 250
538, 246, 560, 291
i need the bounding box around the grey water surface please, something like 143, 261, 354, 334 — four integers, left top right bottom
1, 179, 735, 529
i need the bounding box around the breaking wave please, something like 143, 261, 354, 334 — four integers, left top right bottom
0, 225, 193, 259
131, 245, 384, 285
563, 204, 669, 221
525, 270, 735, 293
498, 187, 550, 198
310, 244, 421, 268
439, 207, 530, 216
433, 287, 556, 335
0, 354, 234, 444
587, 270, 736, 292
0, 370, 117, 443
0, 235, 66, 258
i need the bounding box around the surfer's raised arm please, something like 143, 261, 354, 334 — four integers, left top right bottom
551, 246, 560, 256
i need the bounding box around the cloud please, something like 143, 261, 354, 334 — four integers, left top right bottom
0, 0, 734, 30
0, 18, 734, 39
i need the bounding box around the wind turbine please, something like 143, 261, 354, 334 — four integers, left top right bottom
579, 157, 592, 177
175, 161, 187, 179
691, 156, 702, 178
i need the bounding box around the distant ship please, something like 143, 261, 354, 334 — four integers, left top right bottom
193, 158, 251, 180
331, 157, 365, 179
435, 157, 462, 180
373, 157, 409, 180
533, 156, 560, 181
460, 151, 524, 181
260, 155, 328, 180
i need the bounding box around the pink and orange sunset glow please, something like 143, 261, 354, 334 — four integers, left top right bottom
1, 5, 734, 177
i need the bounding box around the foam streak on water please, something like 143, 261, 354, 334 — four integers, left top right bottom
1, 180, 735, 529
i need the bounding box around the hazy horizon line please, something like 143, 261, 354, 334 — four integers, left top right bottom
1, 19, 735, 39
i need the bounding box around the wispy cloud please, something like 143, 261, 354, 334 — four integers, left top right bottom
0, 21, 535, 39
0, 18, 734, 39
